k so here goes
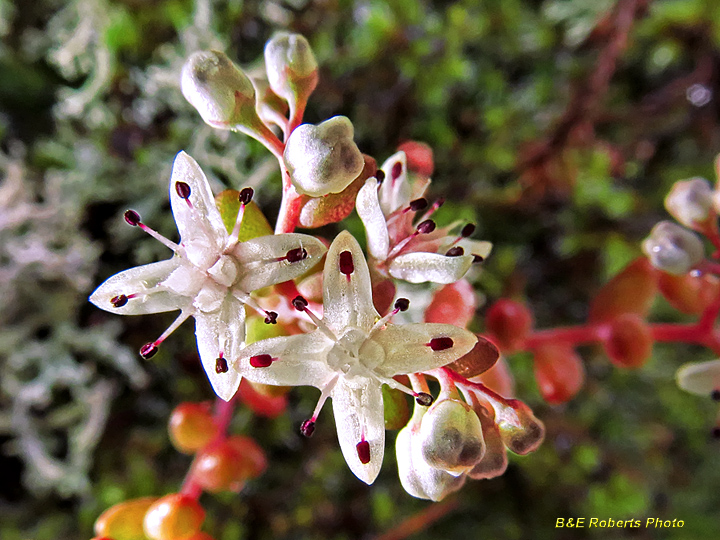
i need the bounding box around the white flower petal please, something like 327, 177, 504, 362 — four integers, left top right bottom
232, 233, 326, 292
439, 238, 492, 260
389, 252, 474, 284
89, 258, 189, 315
331, 377, 385, 485
195, 296, 246, 401
676, 359, 720, 397
170, 152, 227, 251
372, 323, 477, 376
356, 177, 390, 260
234, 331, 335, 388
323, 231, 379, 334
378, 151, 410, 215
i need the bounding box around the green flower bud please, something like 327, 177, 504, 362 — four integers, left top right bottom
283, 116, 365, 197
181, 50, 257, 130
264, 32, 318, 104
642, 221, 705, 275
665, 177, 713, 228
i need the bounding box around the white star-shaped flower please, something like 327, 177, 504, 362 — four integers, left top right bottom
89, 152, 326, 401
355, 151, 492, 284
233, 231, 477, 484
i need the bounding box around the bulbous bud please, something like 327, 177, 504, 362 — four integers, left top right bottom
642, 221, 704, 275
264, 32, 318, 103
181, 50, 257, 129
665, 177, 713, 228
676, 359, 720, 397
603, 313, 653, 369
467, 402, 508, 480
424, 279, 477, 328
283, 116, 365, 197
588, 257, 658, 323
419, 399, 485, 475
533, 344, 585, 404
494, 399, 545, 455
396, 408, 466, 501
658, 271, 720, 315
94, 497, 158, 540
485, 299, 533, 352
143, 494, 205, 540
226, 435, 268, 479
237, 378, 288, 418
192, 443, 245, 493
168, 402, 218, 454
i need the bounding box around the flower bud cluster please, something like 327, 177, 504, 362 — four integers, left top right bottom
396, 390, 544, 501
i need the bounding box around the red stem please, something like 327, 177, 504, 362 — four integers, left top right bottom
180, 397, 236, 500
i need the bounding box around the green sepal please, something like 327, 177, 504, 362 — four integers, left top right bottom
216, 189, 274, 241
383, 385, 410, 430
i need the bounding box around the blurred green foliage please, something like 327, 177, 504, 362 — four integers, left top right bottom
2, 0, 720, 538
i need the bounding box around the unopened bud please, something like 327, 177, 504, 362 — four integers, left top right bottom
467, 403, 508, 480
494, 399, 545, 455
395, 410, 467, 501
665, 177, 713, 228
642, 221, 704, 275
181, 50, 258, 130
284, 116, 365, 197
419, 399, 486, 475
603, 313, 653, 369
264, 32, 318, 103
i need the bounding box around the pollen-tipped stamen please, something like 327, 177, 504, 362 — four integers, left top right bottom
232, 290, 279, 325
124, 210, 182, 253
175, 181, 193, 209
445, 246, 465, 257
418, 197, 445, 223
356, 440, 371, 464
300, 419, 316, 437
369, 298, 410, 337
292, 296, 337, 341
249, 354, 274, 368
215, 354, 229, 373
227, 188, 254, 246
139, 311, 193, 359
427, 337, 454, 351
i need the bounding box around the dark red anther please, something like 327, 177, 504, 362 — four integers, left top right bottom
110, 294, 128, 308
250, 354, 273, 368
264, 311, 278, 324
428, 337, 454, 351
415, 392, 434, 407
375, 170, 385, 184
215, 356, 229, 373
175, 181, 191, 199
461, 223, 476, 237
409, 198, 428, 212
391, 161, 403, 180
445, 246, 465, 257
712, 427, 720, 439
712, 389, 720, 401
285, 247, 308, 263
339, 251, 354, 276
394, 298, 410, 312
435, 197, 445, 208
124, 210, 141, 226
292, 295, 308, 311
472, 254, 485, 263
416, 220, 436, 234
140, 342, 158, 359
300, 419, 316, 437
239, 187, 254, 205
356, 440, 371, 464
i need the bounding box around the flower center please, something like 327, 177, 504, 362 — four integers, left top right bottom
326, 327, 385, 384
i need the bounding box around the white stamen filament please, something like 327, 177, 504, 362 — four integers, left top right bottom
153, 310, 193, 346
368, 308, 400, 338
311, 375, 339, 421
138, 224, 182, 253
300, 305, 338, 342
227, 202, 246, 247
